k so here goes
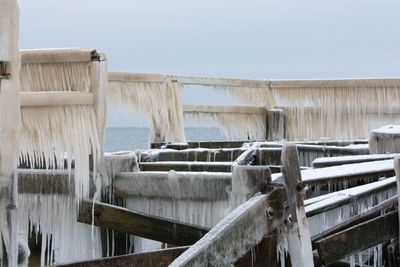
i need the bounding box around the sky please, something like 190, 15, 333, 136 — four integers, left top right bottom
18, 0, 400, 126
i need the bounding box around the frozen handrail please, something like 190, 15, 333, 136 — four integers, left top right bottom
21, 48, 103, 64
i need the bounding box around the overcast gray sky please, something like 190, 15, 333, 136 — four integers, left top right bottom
18, 0, 400, 126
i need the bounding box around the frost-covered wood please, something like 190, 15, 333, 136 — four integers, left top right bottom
369, 125, 400, 154
20, 91, 94, 106
315, 210, 398, 265
53, 246, 189, 267
169, 188, 288, 266
21, 48, 97, 64
281, 143, 314, 267
78, 200, 209, 246
0, 0, 20, 265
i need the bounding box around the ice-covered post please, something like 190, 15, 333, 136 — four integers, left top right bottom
266, 109, 285, 141
394, 155, 400, 249
0, 0, 21, 265
281, 143, 314, 267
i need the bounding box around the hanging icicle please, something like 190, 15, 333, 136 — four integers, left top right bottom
108, 78, 186, 142
271, 79, 400, 140
184, 112, 266, 140
213, 85, 275, 109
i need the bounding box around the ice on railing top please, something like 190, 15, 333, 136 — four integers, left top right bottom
272, 159, 394, 182
312, 154, 394, 164
371, 124, 400, 135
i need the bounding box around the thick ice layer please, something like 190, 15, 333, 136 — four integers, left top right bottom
271, 80, 400, 140
184, 112, 266, 140
18, 193, 102, 265
305, 177, 397, 236
20, 106, 100, 200
369, 125, 400, 154
108, 80, 185, 142
214, 85, 275, 109
0, 0, 21, 265
20, 62, 91, 92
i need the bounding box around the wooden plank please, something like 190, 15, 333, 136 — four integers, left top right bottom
108, 72, 167, 82
183, 105, 267, 114
312, 154, 394, 168
139, 162, 232, 172
311, 196, 397, 248
235, 234, 279, 267
174, 75, 269, 88
51, 246, 189, 267
20, 92, 94, 107
169, 188, 288, 266
21, 48, 98, 64
315, 211, 398, 265
77, 200, 209, 246
281, 143, 314, 267
18, 169, 73, 195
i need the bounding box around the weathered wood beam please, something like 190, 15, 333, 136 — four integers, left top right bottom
169, 188, 288, 266
271, 77, 400, 89
51, 246, 189, 267
311, 196, 397, 248
235, 234, 279, 267
20, 92, 94, 107
183, 105, 267, 114
281, 143, 314, 267
114, 171, 231, 200
108, 72, 167, 82
78, 200, 209, 246
312, 154, 394, 168
315, 210, 398, 265
21, 48, 99, 64
139, 161, 232, 172
174, 75, 269, 88
18, 169, 73, 195
395, 155, 400, 248
0, 61, 10, 79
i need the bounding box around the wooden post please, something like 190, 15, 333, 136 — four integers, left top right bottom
0, 0, 20, 266
281, 143, 314, 267
394, 155, 400, 248
266, 109, 285, 141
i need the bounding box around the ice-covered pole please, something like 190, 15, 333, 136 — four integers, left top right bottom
394, 155, 400, 251
0, 0, 21, 266
281, 143, 314, 267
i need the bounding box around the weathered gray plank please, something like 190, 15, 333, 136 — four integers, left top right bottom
78, 200, 209, 246
315, 211, 398, 265
51, 246, 189, 267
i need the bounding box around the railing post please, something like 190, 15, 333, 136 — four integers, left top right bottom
281, 143, 314, 267
267, 109, 285, 141
0, 0, 21, 266
394, 155, 400, 248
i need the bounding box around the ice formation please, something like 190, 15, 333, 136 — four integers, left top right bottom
271, 79, 400, 140
0, 0, 21, 265
18, 194, 102, 265
108, 80, 186, 142
214, 85, 275, 109
184, 112, 266, 140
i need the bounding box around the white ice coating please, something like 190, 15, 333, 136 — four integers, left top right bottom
213, 85, 275, 109
184, 112, 266, 140
271, 80, 400, 140
369, 124, 400, 154
169, 194, 270, 267
18, 194, 102, 265
108, 80, 186, 142
0, 0, 21, 265
20, 106, 100, 200
305, 177, 397, 236
312, 154, 394, 165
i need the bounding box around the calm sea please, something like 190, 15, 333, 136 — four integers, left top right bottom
105, 127, 226, 152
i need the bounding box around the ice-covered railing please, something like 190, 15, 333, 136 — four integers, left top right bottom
16, 48, 108, 265
271, 78, 400, 140
0, 0, 21, 265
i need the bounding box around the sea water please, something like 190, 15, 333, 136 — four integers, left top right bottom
105, 127, 228, 151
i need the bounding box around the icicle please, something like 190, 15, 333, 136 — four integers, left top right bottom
18, 194, 102, 265
184, 112, 266, 140
108, 80, 185, 142
271, 79, 400, 140
213, 85, 275, 109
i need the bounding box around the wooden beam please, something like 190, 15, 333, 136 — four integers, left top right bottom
174, 75, 269, 88
51, 246, 189, 267
108, 72, 167, 82
18, 169, 73, 195
395, 155, 400, 248
183, 104, 267, 114
315, 211, 398, 265
271, 77, 400, 89
21, 48, 98, 64
20, 92, 94, 107
169, 188, 288, 266
281, 143, 314, 267
312, 154, 394, 168
77, 200, 209, 246
0, 61, 10, 79
311, 196, 397, 247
